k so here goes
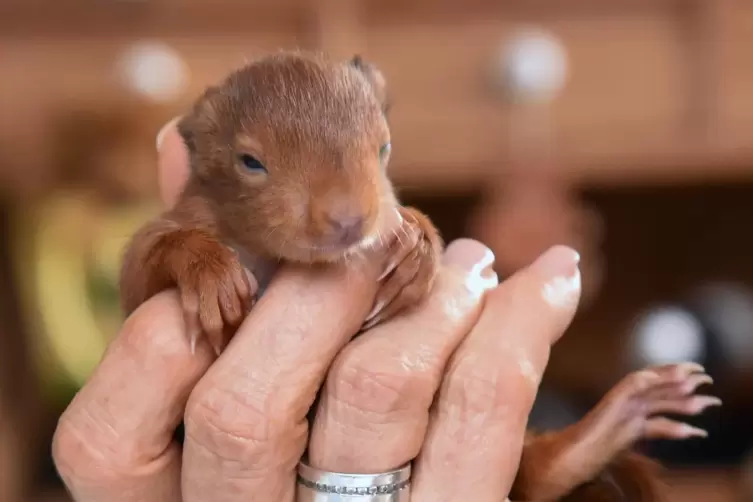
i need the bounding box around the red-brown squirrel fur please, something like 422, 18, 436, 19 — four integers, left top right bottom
510, 362, 720, 501
119, 51, 442, 355
118, 51, 719, 500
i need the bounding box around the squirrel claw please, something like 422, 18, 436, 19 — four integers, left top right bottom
362, 206, 441, 331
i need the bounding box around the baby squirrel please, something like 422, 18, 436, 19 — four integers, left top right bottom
119, 51, 719, 500
119, 51, 442, 355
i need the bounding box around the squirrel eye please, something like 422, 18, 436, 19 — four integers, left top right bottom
239, 154, 267, 174
379, 143, 391, 162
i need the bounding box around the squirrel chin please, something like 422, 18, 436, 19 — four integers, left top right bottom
287, 236, 379, 265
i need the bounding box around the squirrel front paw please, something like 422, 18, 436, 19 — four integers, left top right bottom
165, 230, 257, 355
362, 206, 442, 330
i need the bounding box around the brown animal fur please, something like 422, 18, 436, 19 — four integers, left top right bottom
119, 52, 718, 500
119, 51, 441, 354
510, 362, 719, 501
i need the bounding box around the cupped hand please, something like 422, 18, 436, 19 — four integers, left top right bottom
52, 119, 581, 502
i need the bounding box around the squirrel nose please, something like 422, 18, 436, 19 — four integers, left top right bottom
326, 213, 364, 246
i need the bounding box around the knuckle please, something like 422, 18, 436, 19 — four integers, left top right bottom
185, 383, 292, 458
52, 416, 122, 485
328, 348, 435, 415
441, 357, 511, 418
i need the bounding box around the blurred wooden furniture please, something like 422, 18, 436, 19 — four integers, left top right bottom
2, 3, 753, 494
1, 0, 753, 196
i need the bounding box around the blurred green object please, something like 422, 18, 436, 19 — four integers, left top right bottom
12, 191, 159, 405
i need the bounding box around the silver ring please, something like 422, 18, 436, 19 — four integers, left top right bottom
296, 459, 411, 501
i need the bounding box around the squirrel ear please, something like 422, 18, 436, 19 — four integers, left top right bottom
349, 55, 390, 114
177, 85, 223, 156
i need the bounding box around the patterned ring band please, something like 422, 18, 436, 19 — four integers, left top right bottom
296, 459, 411, 501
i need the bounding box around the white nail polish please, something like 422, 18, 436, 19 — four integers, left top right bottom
464, 250, 499, 297
465, 271, 499, 298
518, 352, 539, 387
541, 267, 581, 309
682, 424, 707, 437
469, 247, 495, 278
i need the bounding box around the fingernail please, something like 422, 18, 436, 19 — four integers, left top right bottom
443, 239, 498, 295
685, 362, 706, 374
696, 396, 723, 408
681, 424, 708, 438
156, 116, 181, 152
532, 245, 581, 309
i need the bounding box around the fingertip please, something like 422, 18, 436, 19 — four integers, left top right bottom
529, 245, 580, 279
529, 245, 582, 314
442, 238, 494, 271
156, 116, 190, 209
443, 239, 498, 296
156, 116, 181, 152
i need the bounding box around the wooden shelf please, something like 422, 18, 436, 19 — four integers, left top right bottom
1, 0, 753, 193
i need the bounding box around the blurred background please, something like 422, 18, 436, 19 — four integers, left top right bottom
1, 0, 752, 500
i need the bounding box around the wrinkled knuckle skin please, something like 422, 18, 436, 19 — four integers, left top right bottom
328, 356, 432, 416
184, 384, 292, 465
52, 417, 118, 487
441, 360, 510, 419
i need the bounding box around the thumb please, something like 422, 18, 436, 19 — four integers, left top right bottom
155, 116, 189, 209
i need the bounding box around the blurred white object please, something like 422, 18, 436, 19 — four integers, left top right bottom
495, 27, 569, 103
630, 306, 706, 367
692, 282, 753, 370
116, 41, 188, 103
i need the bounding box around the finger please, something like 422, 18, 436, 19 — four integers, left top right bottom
52, 291, 214, 502
643, 417, 708, 440
156, 116, 189, 209
180, 247, 394, 501
412, 245, 582, 502
308, 239, 498, 473
645, 395, 722, 416
644, 362, 705, 384
643, 372, 713, 401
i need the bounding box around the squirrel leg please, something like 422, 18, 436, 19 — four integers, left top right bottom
511, 363, 720, 501
120, 207, 257, 356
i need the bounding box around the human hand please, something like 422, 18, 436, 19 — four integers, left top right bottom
52, 119, 581, 502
